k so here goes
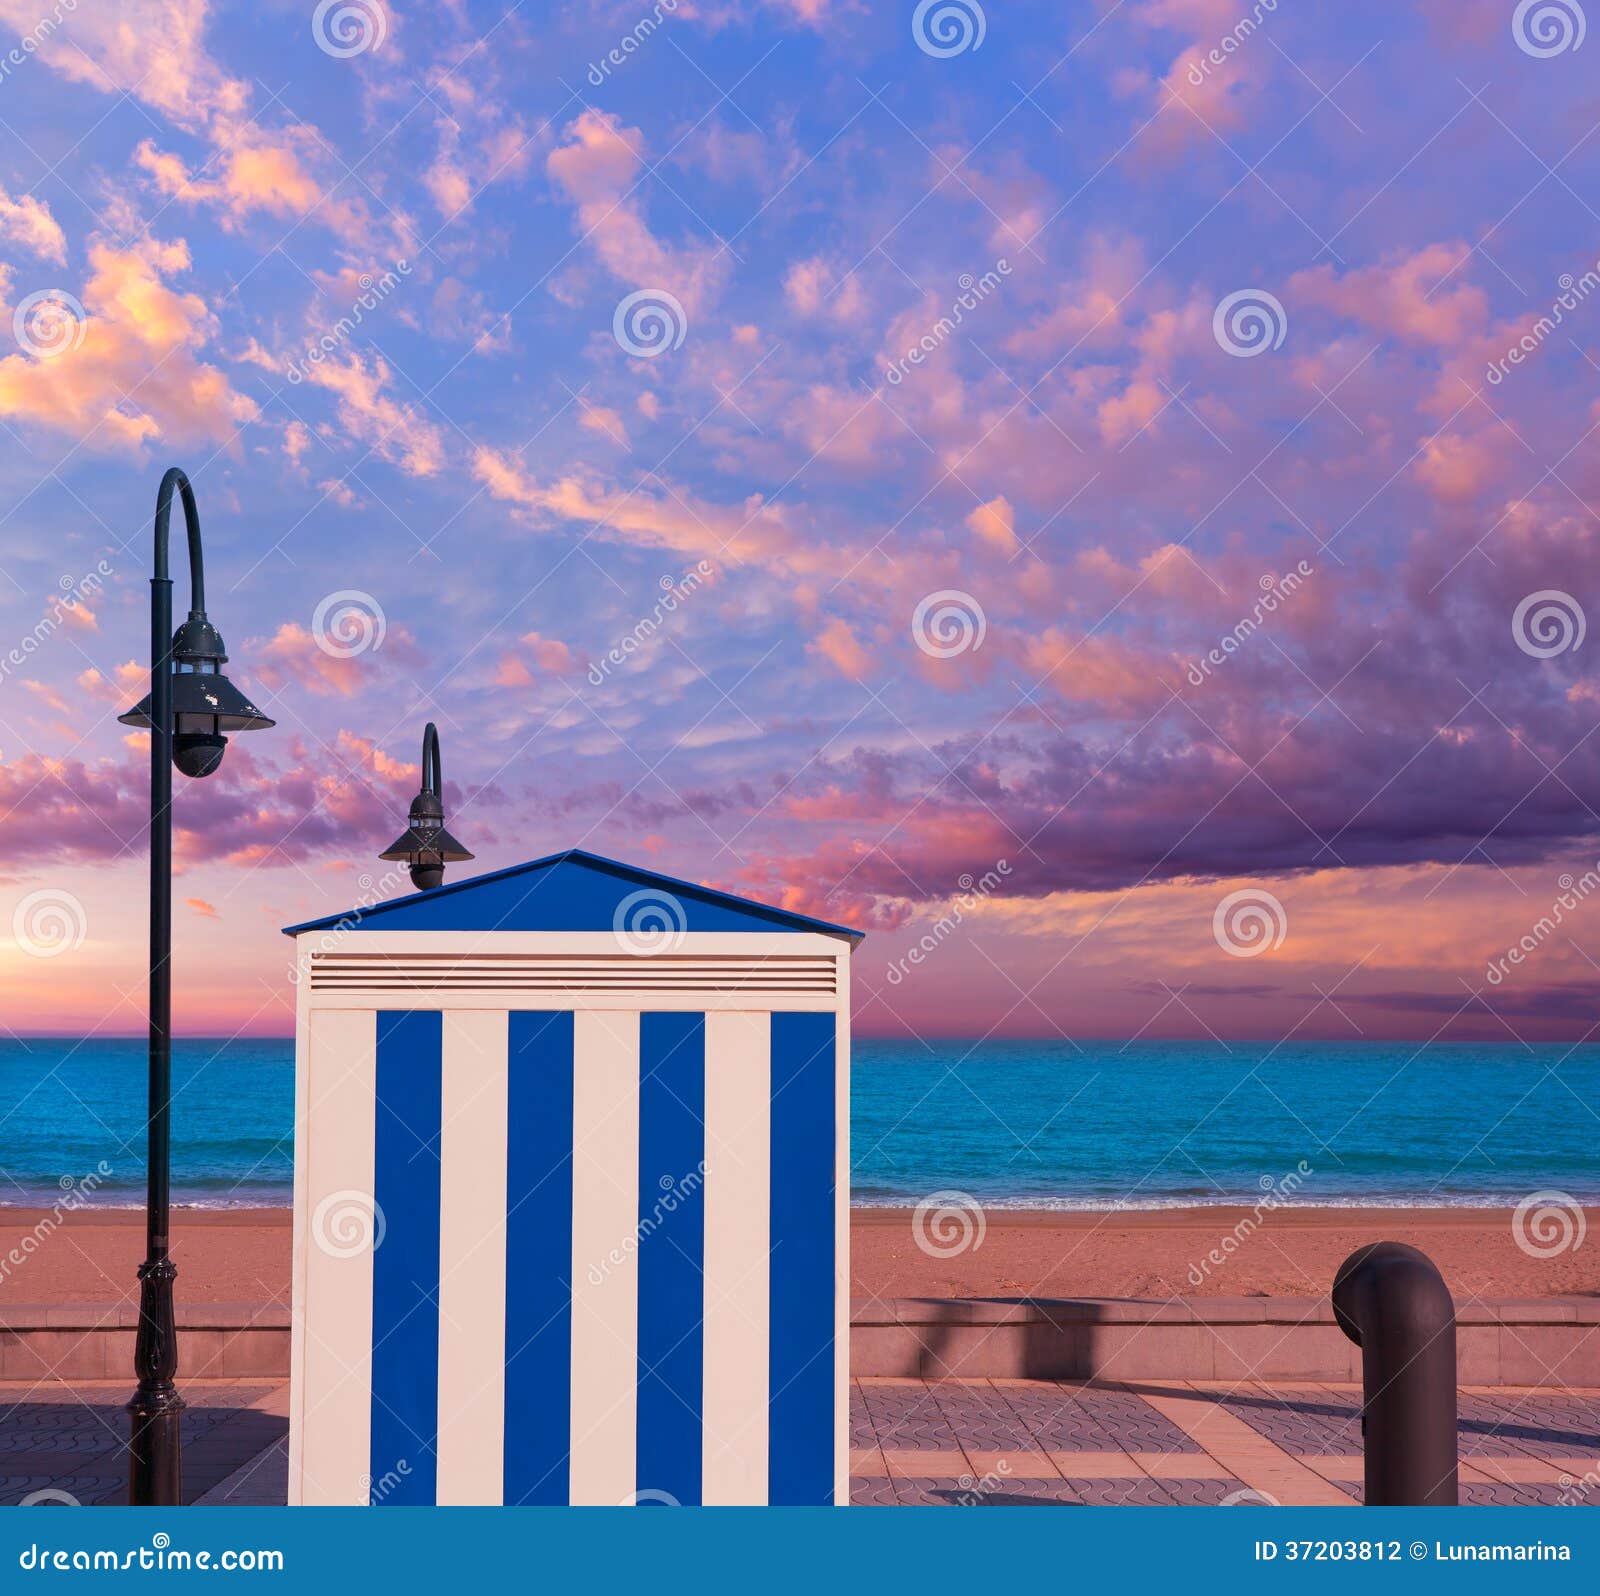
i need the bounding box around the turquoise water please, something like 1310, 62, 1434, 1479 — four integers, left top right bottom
0, 1038, 295, 1207
1, 1038, 1596, 1208
853, 1040, 1600, 1208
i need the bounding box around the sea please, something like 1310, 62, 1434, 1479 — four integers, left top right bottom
1, 1037, 1596, 1210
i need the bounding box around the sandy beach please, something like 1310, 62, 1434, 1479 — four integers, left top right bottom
0, 1208, 292, 1305
850, 1206, 1600, 1301
1, 1204, 1594, 1305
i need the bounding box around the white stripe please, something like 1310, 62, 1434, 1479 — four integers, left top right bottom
567, 1009, 640, 1505
435, 1010, 509, 1504
298, 1008, 377, 1506
832, 956, 851, 1506
287, 954, 312, 1505
701, 1011, 771, 1505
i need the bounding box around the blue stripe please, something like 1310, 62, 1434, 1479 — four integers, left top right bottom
768, 1011, 836, 1505
636, 1012, 705, 1506
370, 1009, 442, 1505
502, 1010, 575, 1504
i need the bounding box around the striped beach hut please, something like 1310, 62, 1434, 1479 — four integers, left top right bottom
282, 849, 859, 1507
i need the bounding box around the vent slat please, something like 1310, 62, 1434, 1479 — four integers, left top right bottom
313, 978, 838, 991
308, 946, 838, 959
312, 963, 836, 972
311, 974, 834, 983
307, 950, 837, 996
310, 978, 835, 986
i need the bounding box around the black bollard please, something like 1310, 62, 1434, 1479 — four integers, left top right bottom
1332, 1241, 1458, 1506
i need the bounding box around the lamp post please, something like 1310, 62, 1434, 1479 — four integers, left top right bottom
379, 722, 473, 890
116, 467, 275, 1505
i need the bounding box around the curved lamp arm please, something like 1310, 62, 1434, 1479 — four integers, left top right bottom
152, 466, 206, 614
422, 721, 441, 796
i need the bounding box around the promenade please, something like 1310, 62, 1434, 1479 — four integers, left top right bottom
849, 1377, 1600, 1506
3, 1377, 1595, 1507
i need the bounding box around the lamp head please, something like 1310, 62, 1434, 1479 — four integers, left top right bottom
378, 722, 473, 891
174, 732, 227, 778
118, 611, 275, 779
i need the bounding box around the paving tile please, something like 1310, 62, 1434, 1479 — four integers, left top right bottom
1467, 1455, 1597, 1483
1140, 1451, 1234, 1480
993, 1386, 1109, 1451
895, 1476, 1088, 1506
883, 1448, 968, 1479
961, 1449, 1061, 1480
1210, 1387, 1362, 1456
1139, 1387, 1357, 1506
194, 1438, 287, 1506
0, 1475, 124, 1506
1164, 1476, 1257, 1506
1047, 1450, 1148, 1479
993, 1382, 1197, 1454
857, 1381, 963, 1452
1458, 1395, 1557, 1459
847, 1388, 876, 1448
1073, 1477, 1177, 1506
0, 1427, 123, 1455
1466, 1393, 1600, 1459
849, 1475, 898, 1507
969, 1480, 1087, 1506
925, 1382, 1040, 1451
888, 1475, 966, 1506
1073, 1387, 1201, 1453
1462, 1481, 1575, 1506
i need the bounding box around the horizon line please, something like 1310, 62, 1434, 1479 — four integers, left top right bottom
6, 1031, 1599, 1047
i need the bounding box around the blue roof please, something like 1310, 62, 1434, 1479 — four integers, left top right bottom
281, 848, 864, 943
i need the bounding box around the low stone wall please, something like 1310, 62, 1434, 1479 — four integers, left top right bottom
5, 1296, 1594, 1386
851, 1296, 1600, 1386
0, 1303, 289, 1381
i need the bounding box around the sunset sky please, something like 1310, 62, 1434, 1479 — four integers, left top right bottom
3, 0, 1600, 1044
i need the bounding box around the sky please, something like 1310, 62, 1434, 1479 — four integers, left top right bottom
2, 0, 1600, 1045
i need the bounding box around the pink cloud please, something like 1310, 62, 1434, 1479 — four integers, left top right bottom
0, 725, 434, 874
8, 2, 397, 250
0, 235, 258, 450
1414, 428, 1505, 505
784, 256, 867, 321
0, 184, 66, 264
546, 110, 726, 312
0, 0, 250, 131
76, 665, 142, 707
251, 623, 373, 699
297, 351, 445, 478
472, 444, 851, 579
966, 496, 1018, 553
494, 654, 533, 688
494, 632, 577, 687
1024, 626, 1181, 714
809, 616, 873, 681
1126, 0, 1278, 158
579, 399, 630, 448
1009, 235, 1144, 355
1291, 244, 1489, 349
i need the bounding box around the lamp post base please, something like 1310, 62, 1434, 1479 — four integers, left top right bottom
128, 1255, 184, 1506
127, 1391, 184, 1506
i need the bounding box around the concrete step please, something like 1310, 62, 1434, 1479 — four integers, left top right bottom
0, 1303, 289, 1381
